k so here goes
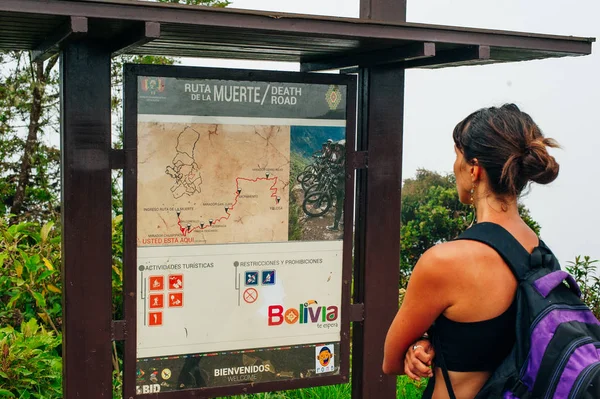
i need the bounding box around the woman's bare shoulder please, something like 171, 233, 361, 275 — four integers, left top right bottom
421, 240, 483, 261
417, 240, 491, 276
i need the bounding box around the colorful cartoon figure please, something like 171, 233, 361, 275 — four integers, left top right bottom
317, 347, 333, 367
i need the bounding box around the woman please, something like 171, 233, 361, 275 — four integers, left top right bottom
382, 104, 560, 399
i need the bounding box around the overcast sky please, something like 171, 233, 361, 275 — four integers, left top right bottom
181, 0, 599, 265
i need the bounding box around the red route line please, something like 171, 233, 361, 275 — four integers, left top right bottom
177, 176, 279, 236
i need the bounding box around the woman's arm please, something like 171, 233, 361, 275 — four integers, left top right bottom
382, 245, 454, 375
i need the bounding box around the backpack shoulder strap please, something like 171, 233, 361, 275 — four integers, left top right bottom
456, 222, 531, 281
431, 331, 457, 399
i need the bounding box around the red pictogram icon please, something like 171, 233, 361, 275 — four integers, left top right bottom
149, 294, 164, 309
149, 276, 164, 291
169, 292, 183, 308
243, 288, 258, 304
149, 312, 163, 326
169, 274, 183, 290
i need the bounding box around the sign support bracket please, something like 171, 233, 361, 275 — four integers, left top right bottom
110, 149, 126, 170
111, 320, 128, 341
349, 303, 365, 322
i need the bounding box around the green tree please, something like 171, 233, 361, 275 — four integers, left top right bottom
0, 52, 60, 223
399, 169, 540, 287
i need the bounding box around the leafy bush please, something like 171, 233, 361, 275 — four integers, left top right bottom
0, 319, 62, 399
111, 215, 124, 320
0, 218, 125, 398
566, 255, 600, 319
0, 220, 61, 333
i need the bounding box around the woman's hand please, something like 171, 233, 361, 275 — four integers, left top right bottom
404, 339, 435, 381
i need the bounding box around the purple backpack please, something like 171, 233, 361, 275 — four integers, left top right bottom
438, 222, 600, 399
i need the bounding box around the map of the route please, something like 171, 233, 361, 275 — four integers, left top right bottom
165, 127, 202, 199
138, 122, 290, 246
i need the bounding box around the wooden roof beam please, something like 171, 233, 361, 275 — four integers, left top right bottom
31, 16, 87, 62
300, 42, 435, 72
404, 45, 490, 68
111, 21, 160, 57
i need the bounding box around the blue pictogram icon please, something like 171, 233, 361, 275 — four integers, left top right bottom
245, 271, 258, 286
262, 270, 276, 285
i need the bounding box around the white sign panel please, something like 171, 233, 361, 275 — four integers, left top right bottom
136, 241, 342, 358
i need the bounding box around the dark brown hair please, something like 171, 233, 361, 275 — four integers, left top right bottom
453, 103, 560, 196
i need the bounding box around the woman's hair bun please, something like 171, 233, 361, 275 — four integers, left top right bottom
521, 137, 560, 185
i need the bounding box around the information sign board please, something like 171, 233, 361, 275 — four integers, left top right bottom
124, 65, 356, 396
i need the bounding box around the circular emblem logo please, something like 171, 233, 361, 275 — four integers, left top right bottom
284, 308, 300, 324
161, 368, 171, 380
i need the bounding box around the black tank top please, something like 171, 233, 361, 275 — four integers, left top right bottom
433, 300, 517, 372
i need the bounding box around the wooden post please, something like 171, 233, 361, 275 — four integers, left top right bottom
352, 1, 406, 398
360, 0, 406, 22
60, 41, 113, 398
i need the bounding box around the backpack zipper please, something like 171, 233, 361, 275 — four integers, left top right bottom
520, 304, 591, 380
543, 337, 594, 399
567, 359, 600, 399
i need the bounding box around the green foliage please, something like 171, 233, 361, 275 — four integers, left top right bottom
111, 215, 124, 320
399, 169, 540, 287
110, 216, 125, 398
112, 359, 124, 399
566, 256, 600, 319
0, 218, 128, 398
0, 220, 61, 333
396, 375, 428, 399
0, 319, 62, 399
